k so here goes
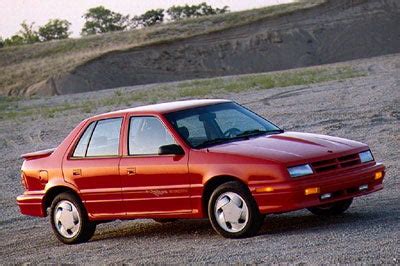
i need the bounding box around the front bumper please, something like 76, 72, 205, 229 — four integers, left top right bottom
16, 191, 46, 217
251, 163, 385, 214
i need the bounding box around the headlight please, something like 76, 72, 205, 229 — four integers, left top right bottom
288, 164, 313, 178
359, 150, 374, 163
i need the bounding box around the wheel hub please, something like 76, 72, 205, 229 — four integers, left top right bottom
214, 192, 249, 233
54, 200, 81, 238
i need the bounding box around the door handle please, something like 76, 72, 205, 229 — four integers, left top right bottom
72, 169, 81, 176
127, 168, 136, 175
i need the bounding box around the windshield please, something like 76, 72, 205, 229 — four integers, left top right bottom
165, 102, 282, 148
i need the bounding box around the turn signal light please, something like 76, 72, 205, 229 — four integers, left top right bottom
255, 187, 274, 193
374, 171, 383, 180
305, 187, 320, 195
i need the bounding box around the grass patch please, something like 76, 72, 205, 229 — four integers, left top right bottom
175, 66, 364, 95
0, 65, 365, 121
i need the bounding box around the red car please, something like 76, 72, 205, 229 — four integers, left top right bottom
17, 99, 385, 244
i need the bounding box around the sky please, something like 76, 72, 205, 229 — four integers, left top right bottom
0, 0, 294, 38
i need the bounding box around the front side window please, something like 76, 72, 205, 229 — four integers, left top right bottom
165, 102, 282, 148
72, 117, 122, 157
129, 116, 175, 155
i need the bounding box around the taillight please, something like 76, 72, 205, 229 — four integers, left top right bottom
20, 171, 28, 190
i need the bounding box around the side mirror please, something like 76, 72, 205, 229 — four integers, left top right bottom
158, 144, 185, 156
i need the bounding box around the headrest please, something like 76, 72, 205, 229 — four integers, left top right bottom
177, 126, 189, 139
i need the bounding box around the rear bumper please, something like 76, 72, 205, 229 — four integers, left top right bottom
16, 191, 46, 217
251, 163, 385, 214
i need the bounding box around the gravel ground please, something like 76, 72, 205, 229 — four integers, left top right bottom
0, 54, 399, 263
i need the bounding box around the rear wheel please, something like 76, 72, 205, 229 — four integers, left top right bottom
307, 198, 353, 216
50, 192, 96, 244
208, 181, 263, 238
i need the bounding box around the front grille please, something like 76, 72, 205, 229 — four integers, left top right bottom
311, 153, 361, 173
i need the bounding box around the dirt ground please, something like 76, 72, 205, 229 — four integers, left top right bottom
0, 53, 399, 263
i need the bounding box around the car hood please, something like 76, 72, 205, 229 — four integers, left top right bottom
207, 131, 368, 164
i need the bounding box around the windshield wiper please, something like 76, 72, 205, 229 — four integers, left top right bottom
195, 135, 251, 149
236, 129, 267, 137
236, 129, 283, 138
195, 138, 231, 149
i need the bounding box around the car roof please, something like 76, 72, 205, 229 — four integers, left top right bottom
91, 99, 231, 119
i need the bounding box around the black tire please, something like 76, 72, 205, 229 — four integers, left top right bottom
208, 181, 263, 238
307, 198, 353, 216
49, 192, 96, 244
153, 218, 178, 223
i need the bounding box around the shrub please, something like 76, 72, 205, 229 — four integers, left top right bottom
131, 9, 165, 28
167, 2, 229, 21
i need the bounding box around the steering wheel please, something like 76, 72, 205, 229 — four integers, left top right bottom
223, 128, 241, 138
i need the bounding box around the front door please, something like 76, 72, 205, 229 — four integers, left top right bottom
63, 117, 124, 219
119, 116, 191, 217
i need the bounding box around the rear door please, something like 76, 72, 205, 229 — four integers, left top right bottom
63, 117, 124, 219
119, 115, 191, 217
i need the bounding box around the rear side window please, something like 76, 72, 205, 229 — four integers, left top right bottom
87, 118, 122, 156
72, 118, 122, 158
73, 122, 95, 157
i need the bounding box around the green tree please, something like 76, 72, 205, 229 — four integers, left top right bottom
19, 21, 40, 44
132, 9, 164, 28
38, 19, 71, 41
0, 36, 4, 48
198, 2, 229, 16
81, 6, 129, 35
167, 2, 229, 21
1, 21, 40, 47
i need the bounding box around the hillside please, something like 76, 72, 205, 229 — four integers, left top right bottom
0, 0, 325, 96
1, 0, 400, 96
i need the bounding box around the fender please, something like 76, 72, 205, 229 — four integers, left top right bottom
45, 177, 81, 193
42, 177, 83, 215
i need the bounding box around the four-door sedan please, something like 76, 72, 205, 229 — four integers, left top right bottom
17, 99, 385, 244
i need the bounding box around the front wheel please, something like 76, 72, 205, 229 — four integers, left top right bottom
208, 181, 263, 238
307, 198, 353, 216
50, 192, 96, 244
